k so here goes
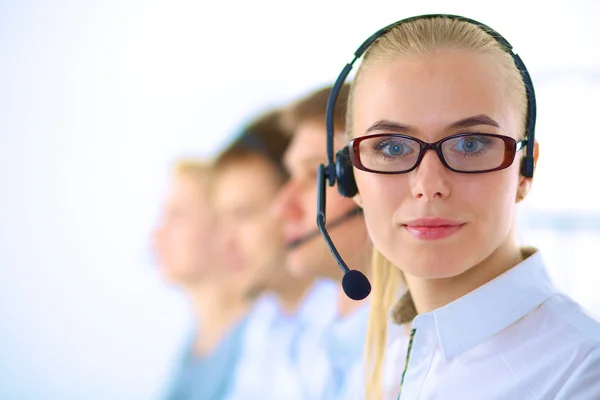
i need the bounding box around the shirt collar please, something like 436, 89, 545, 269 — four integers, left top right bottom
294, 278, 339, 328
413, 247, 558, 360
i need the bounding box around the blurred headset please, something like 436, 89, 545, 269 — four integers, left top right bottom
316, 14, 537, 300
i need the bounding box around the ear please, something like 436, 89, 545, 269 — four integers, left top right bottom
353, 193, 363, 207
517, 140, 540, 202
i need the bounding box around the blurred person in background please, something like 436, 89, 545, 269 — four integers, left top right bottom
153, 159, 253, 400
271, 84, 404, 399
213, 108, 338, 400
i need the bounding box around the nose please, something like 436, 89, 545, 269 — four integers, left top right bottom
410, 149, 451, 201
271, 180, 304, 222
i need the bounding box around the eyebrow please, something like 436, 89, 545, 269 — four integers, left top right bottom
365, 114, 501, 134
448, 114, 501, 130
366, 120, 415, 134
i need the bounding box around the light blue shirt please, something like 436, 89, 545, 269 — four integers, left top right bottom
223, 279, 339, 400
164, 316, 249, 400
293, 294, 372, 400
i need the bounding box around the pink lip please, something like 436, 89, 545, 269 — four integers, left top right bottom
403, 218, 466, 240
283, 228, 311, 246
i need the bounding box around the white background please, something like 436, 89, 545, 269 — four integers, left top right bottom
1, 0, 599, 399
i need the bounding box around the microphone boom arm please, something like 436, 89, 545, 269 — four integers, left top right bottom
317, 164, 350, 274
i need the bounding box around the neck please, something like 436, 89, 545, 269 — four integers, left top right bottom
337, 287, 369, 317
272, 275, 314, 315
405, 230, 523, 315
184, 280, 251, 357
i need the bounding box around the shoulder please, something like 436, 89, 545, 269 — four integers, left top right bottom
501, 292, 600, 352
542, 293, 600, 344
499, 292, 600, 364
544, 294, 600, 397
555, 344, 600, 399
494, 293, 600, 398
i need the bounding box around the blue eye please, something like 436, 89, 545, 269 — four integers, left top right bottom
386, 143, 406, 156
455, 136, 490, 153
377, 140, 411, 157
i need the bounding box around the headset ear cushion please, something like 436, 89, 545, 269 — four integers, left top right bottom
520, 156, 535, 178
335, 147, 358, 198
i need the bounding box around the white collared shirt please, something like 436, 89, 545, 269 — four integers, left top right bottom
379, 249, 600, 400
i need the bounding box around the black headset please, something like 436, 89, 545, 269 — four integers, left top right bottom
317, 14, 537, 300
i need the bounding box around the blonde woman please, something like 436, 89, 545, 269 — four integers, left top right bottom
320, 14, 600, 400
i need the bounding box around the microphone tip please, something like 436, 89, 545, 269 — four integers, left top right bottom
342, 270, 371, 300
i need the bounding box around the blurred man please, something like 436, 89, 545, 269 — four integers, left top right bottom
272, 84, 379, 399
213, 109, 337, 400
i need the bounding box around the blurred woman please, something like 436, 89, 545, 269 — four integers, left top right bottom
153, 159, 252, 400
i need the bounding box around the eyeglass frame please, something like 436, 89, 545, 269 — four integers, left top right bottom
348, 132, 527, 174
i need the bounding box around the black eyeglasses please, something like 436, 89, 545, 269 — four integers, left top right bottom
348, 133, 526, 174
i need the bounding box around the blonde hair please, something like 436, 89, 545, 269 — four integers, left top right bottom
173, 158, 214, 194
364, 249, 405, 398
355, 16, 528, 399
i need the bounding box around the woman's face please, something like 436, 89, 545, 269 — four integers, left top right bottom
352, 50, 531, 279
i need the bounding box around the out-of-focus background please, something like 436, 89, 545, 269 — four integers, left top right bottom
1, 0, 599, 398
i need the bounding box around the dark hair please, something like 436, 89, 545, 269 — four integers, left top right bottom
214, 108, 289, 180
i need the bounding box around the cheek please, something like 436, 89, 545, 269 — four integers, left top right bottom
445, 171, 520, 270
183, 228, 206, 264
170, 225, 189, 249
327, 185, 359, 219
303, 185, 318, 220
249, 217, 282, 252
355, 171, 410, 237
467, 172, 519, 230
415, 165, 519, 218
187, 219, 208, 246
238, 224, 256, 254
262, 219, 283, 248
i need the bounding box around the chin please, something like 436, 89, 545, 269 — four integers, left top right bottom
383, 240, 464, 279
403, 262, 466, 280
285, 254, 310, 278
